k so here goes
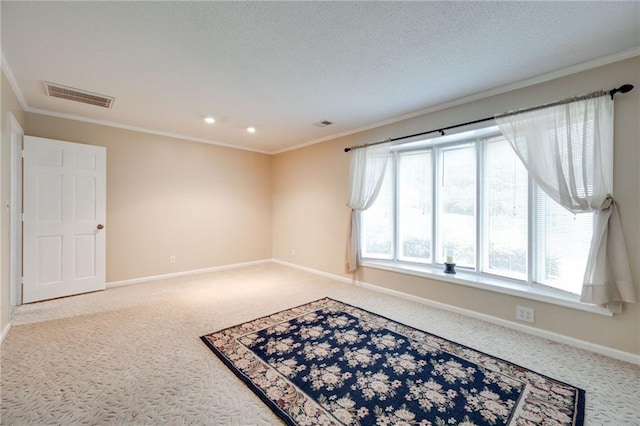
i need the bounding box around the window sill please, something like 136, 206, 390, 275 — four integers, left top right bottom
360, 260, 613, 317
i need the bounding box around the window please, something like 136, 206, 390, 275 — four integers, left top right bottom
361, 164, 393, 259
361, 128, 593, 296
398, 150, 432, 263
534, 188, 593, 294
438, 144, 476, 268
484, 137, 528, 280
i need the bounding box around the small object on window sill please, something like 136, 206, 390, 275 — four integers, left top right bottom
444, 262, 456, 274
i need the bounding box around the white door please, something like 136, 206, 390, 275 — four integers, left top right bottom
23, 136, 106, 303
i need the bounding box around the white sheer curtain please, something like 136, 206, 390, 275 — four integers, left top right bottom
346, 142, 391, 272
496, 93, 636, 308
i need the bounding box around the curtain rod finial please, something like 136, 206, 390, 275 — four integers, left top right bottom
344, 147, 351, 152
618, 84, 634, 93
610, 84, 634, 99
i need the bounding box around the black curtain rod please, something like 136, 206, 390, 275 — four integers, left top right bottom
344, 84, 634, 153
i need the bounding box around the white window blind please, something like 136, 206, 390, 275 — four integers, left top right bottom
534, 187, 593, 294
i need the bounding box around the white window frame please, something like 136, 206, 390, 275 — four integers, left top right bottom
360, 127, 610, 316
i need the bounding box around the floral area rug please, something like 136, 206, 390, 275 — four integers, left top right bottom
200, 298, 584, 426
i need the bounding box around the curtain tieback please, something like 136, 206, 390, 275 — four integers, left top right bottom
598, 195, 614, 211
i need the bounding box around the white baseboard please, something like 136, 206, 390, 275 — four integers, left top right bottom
0, 322, 11, 346
107, 259, 272, 288
271, 259, 354, 284
271, 259, 640, 366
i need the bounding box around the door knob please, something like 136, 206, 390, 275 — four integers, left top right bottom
97, 224, 104, 230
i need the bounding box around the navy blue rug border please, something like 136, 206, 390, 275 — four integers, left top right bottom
200, 333, 299, 426
200, 297, 585, 426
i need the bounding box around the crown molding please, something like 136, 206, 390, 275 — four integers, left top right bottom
274, 46, 640, 155
1, 54, 269, 155
3, 46, 638, 156
24, 107, 271, 154
1, 52, 28, 110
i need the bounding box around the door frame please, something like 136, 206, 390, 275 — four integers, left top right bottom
9, 112, 24, 306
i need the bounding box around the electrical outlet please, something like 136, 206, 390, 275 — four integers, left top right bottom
516, 305, 535, 323
291, 249, 296, 256
170, 256, 176, 264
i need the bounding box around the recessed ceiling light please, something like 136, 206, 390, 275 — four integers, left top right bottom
204, 116, 215, 124
246, 126, 256, 133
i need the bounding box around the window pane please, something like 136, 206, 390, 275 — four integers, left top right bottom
361, 163, 393, 259
398, 150, 432, 263
484, 138, 528, 279
534, 188, 593, 294
437, 145, 476, 267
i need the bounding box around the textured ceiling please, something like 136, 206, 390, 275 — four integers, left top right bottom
2, 1, 639, 154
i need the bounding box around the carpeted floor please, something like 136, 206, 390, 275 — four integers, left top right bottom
1, 263, 638, 425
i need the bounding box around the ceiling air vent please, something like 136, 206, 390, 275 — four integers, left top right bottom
312, 120, 333, 128
44, 82, 115, 108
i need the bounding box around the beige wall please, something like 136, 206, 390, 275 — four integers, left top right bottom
273, 57, 640, 355
273, 141, 351, 274
1, 71, 26, 333
26, 114, 273, 283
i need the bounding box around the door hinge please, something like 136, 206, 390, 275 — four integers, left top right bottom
21, 149, 25, 158
21, 213, 24, 222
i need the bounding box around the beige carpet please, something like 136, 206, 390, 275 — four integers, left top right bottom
1, 263, 638, 425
